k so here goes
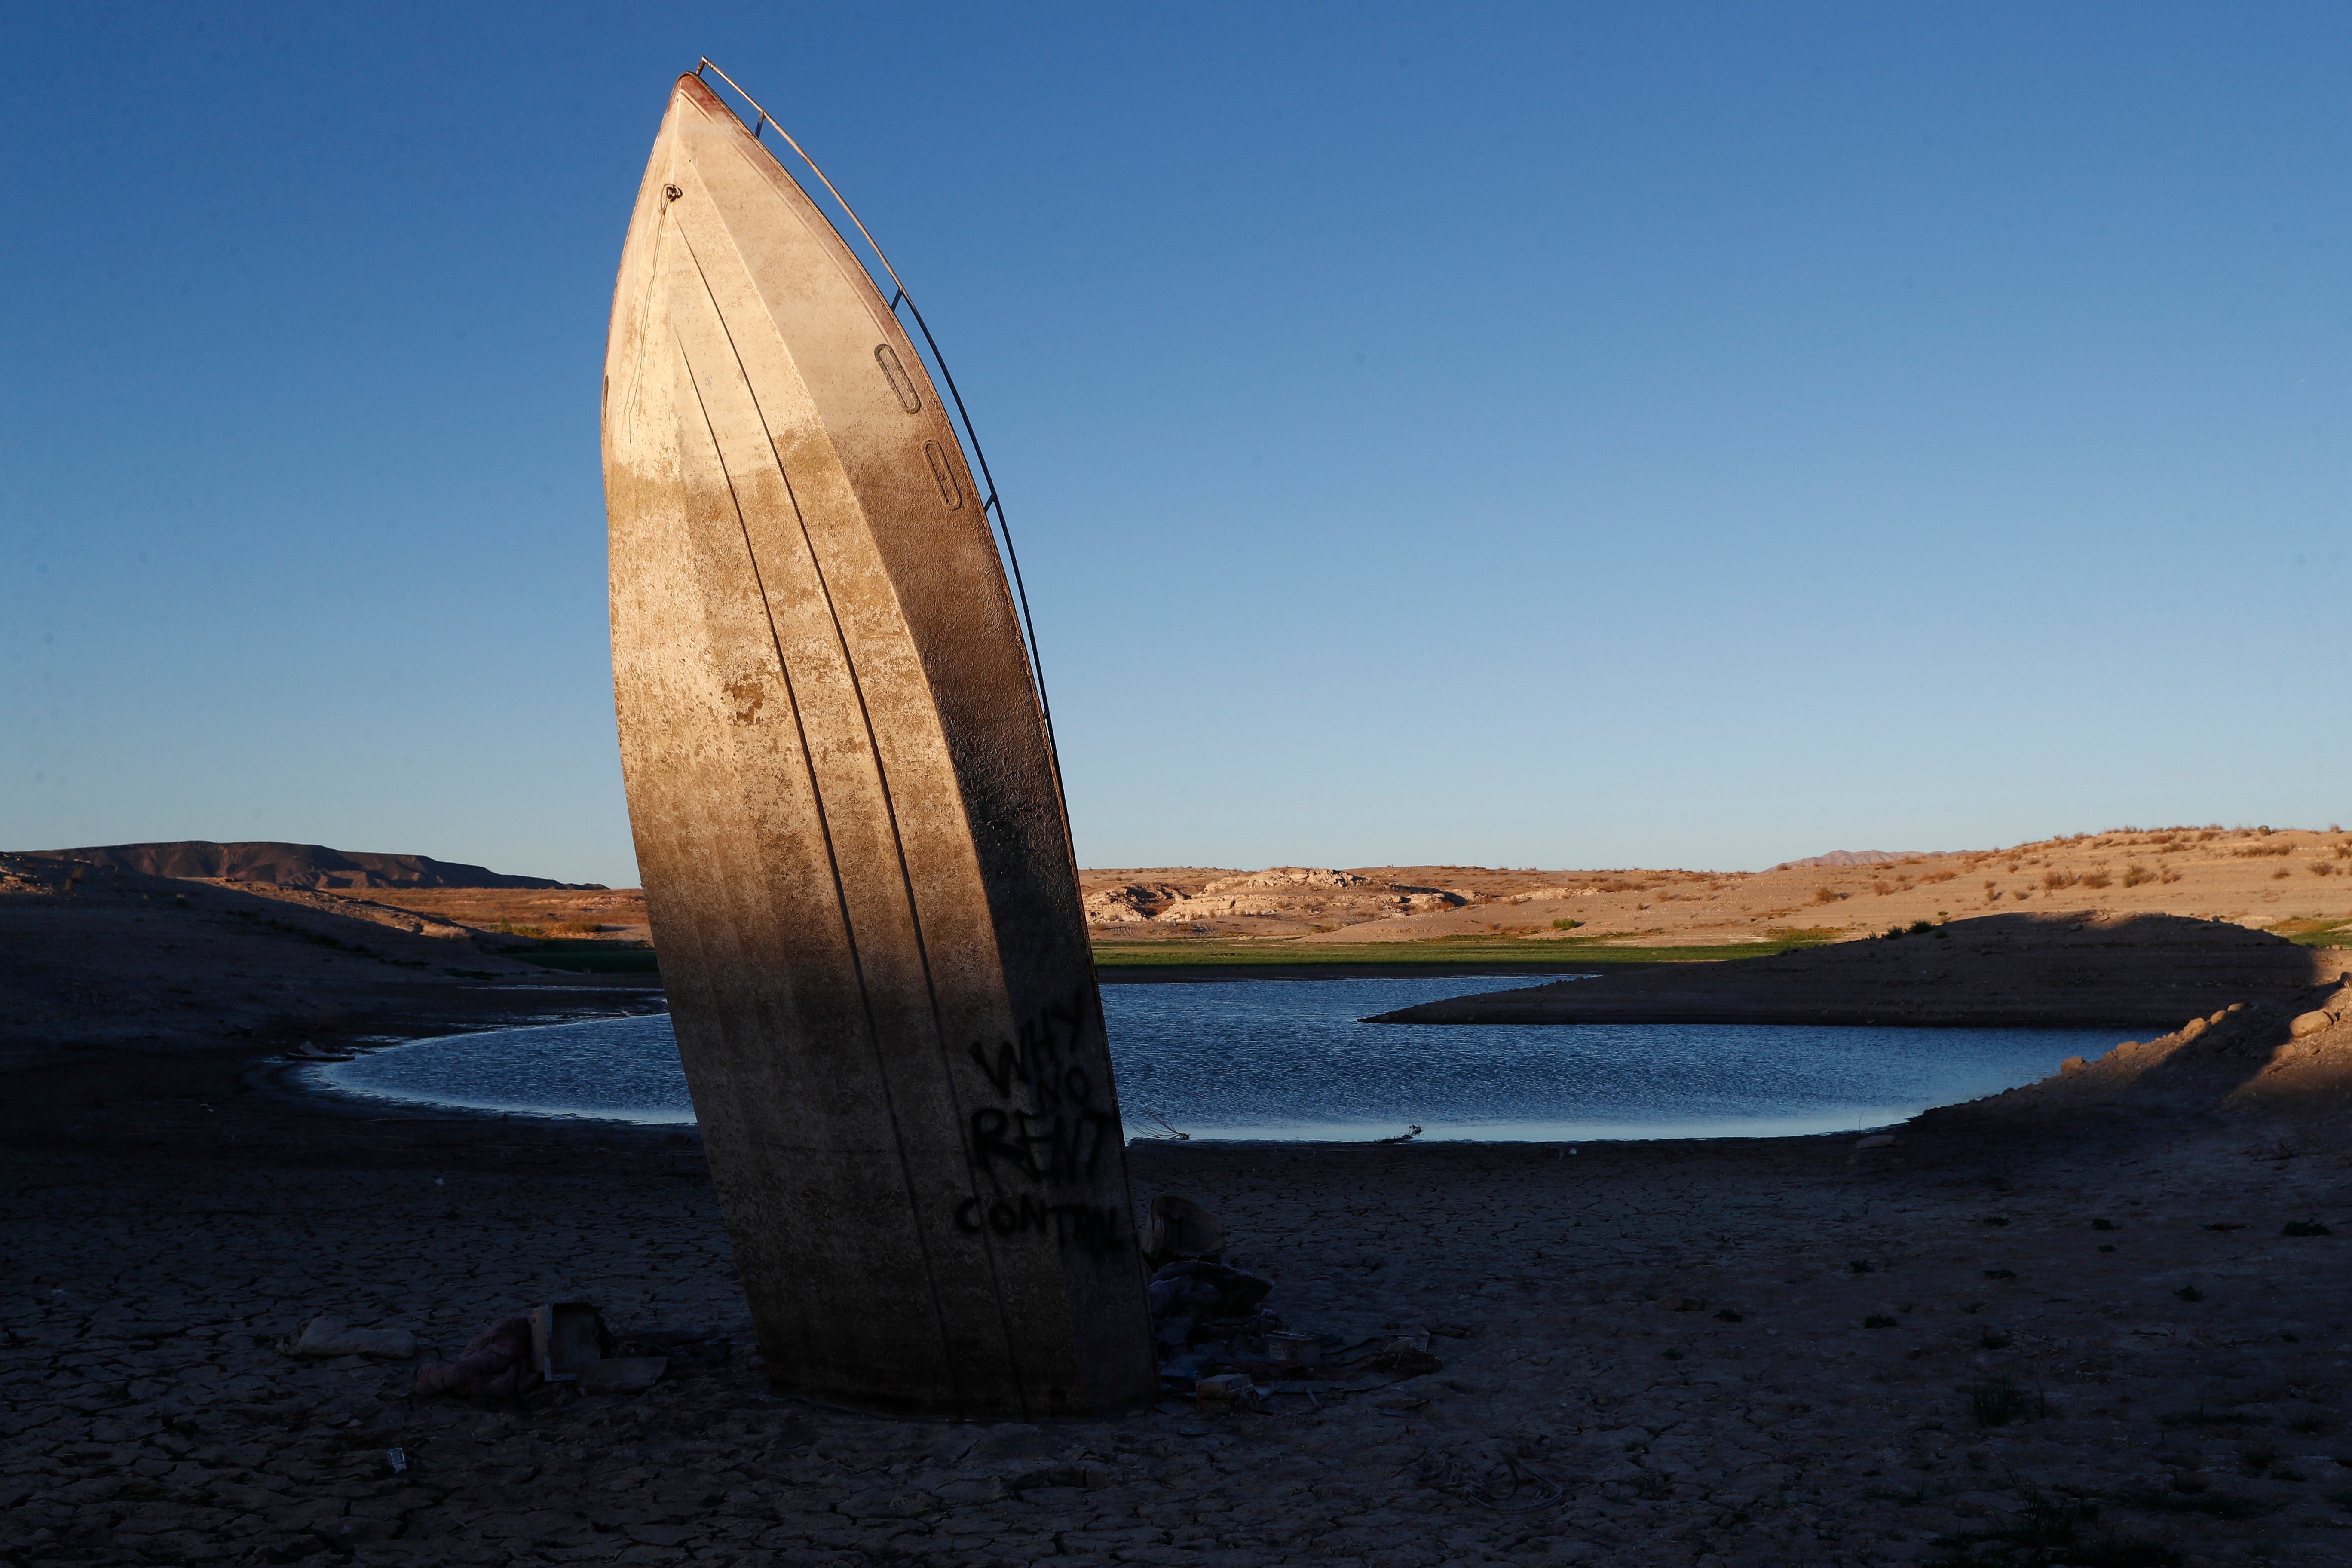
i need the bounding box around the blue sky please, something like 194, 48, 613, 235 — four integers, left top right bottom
4, 3, 2347, 886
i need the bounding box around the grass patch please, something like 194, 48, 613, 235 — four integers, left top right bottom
505, 940, 661, 977
2269, 918, 2352, 948
1091, 927, 1838, 974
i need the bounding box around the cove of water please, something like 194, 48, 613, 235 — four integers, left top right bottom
312, 976, 2123, 1142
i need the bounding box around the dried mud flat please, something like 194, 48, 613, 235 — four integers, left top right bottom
11, 867, 2352, 1568
8, 1001, 2352, 1568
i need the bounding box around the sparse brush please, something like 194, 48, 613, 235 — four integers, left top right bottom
1873, 879, 1893, 896
2123, 864, 2155, 887
2080, 871, 2112, 889
1969, 1380, 2034, 1427
2043, 870, 2079, 889
2312, 863, 2340, 877
2272, 867, 2291, 879
1813, 886, 1842, 904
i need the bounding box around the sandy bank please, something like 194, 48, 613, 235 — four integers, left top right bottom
1371, 912, 2352, 1029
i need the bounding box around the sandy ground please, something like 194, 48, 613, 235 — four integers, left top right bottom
9, 1033, 2352, 1568
1373, 914, 2352, 1028
13, 858, 2352, 1565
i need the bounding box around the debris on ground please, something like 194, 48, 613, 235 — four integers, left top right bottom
1140, 1194, 1224, 1267
413, 1315, 538, 1399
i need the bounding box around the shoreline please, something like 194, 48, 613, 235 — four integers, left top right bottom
12, 879, 2352, 1564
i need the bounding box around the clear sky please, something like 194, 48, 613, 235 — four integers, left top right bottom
5, 3, 2348, 886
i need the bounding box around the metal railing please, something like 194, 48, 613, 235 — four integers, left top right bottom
692, 59, 1064, 791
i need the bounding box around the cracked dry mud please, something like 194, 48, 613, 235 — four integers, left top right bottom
9, 1043, 2352, 1568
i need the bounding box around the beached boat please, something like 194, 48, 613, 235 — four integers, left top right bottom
602, 69, 1155, 1416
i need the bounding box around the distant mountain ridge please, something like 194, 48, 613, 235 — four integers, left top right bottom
1774, 849, 1948, 869
18, 840, 601, 891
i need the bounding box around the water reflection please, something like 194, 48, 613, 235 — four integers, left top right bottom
314, 976, 2122, 1141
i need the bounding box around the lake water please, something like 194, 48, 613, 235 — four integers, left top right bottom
314, 976, 2122, 1142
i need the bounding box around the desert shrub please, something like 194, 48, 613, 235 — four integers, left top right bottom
554, 920, 604, 934
2123, 864, 2155, 887
1872, 879, 1893, 896
1922, 869, 1957, 884
2272, 867, 2291, 879
2235, 842, 2294, 858
1970, 1381, 2034, 1427
1813, 886, 1842, 904
2043, 870, 2079, 890
2081, 871, 2112, 889
2312, 863, 2340, 877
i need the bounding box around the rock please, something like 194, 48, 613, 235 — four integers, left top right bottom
2291, 1011, 2334, 1038
1657, 1295, 1706, 1312
1853, 1134, 1898, 1150
2180, 1017, 2208, 1042
280, 1317, 416, 1359
1195, 1373, 1255, 1412
2061, 1057, 2087, 1077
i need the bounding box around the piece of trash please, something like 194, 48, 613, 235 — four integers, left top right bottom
1196, 1372, 1256, 1412
279, 1317, 417, 1360
1427, 1322, 1475, 1339
579, 1356, 666, 1395
1265, 1331, 1321, 1367
1135, 1110, 1191, 1143
1370, 1336, 1444, 1377
413, 1317, 539, 1400
1141, 1196, 1225, 1267
386, 1447, 407, 1473
529, 1302, 612, 1383
1147, 1260, 1271, 1323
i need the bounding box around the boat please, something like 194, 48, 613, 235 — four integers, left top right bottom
602, 67, 1156, 1416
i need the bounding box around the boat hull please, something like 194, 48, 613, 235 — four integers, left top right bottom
601, 74, 1155, 1417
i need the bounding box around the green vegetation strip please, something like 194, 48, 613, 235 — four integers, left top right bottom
500, 929, 1839, 981
507, 940, 662, 976
1092, 929, 1834, 973
2272, 918, 2352, 948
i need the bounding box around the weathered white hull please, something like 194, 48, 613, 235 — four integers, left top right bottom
602, 74, 1155, 1416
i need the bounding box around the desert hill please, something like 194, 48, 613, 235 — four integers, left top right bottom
1081, 825, 2352, 947
17, 840, 600, 892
